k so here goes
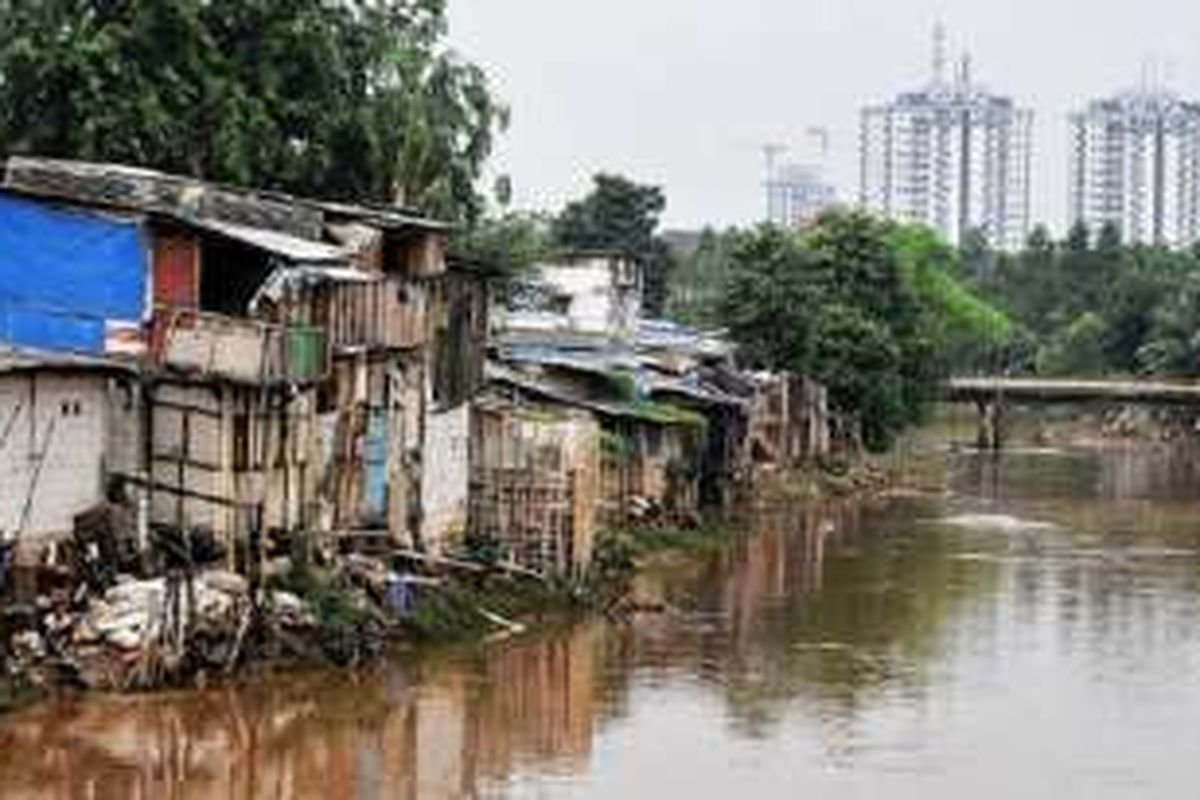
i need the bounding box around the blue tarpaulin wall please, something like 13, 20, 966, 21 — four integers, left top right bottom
0, 194, 147, 354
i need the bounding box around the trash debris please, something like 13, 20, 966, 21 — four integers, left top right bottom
0, 535, 588, 702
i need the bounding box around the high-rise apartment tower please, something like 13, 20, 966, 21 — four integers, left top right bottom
1068, 89, 1200, 247
859, 27, 1033, 249
766, 162, 838, 228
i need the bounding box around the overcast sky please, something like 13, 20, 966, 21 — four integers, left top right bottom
448, 0, 1200, 233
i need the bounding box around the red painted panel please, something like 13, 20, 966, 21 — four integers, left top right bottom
153, 231, 199, 309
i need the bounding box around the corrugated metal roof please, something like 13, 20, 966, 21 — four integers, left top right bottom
645, 371, 748, 409
187, 217, 351, 263
485, 363, 702, 426
637, 318, 735, 359
495, 325, 623, 353
498, 343, 639, 373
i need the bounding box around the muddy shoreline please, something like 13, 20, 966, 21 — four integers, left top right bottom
1, 459, 907, 717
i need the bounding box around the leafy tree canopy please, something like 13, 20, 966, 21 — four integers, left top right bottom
965, 223, 1199, 377
666, 227, 738, 326
451, 210, 553, 277
0, 0, 504, 220
718, 212, 1009, 450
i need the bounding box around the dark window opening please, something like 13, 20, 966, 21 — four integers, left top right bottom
199, 237, 275, 316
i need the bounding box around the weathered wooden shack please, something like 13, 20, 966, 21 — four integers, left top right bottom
0, 156, 482, 566
469, 394, 602, 575
303, 209, 487, 553
306, 224, 438, 547
422, 259, 490, 552
481, 360, 709, 544
480, 264, 766, 573
598, 413, 704, 527
138, 221, 339, 554
634, 321, 756, 511
748, 373, 830, 466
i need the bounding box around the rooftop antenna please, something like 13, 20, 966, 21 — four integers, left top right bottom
956, 51, 973, 90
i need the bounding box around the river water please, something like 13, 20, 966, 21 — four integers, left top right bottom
4, 429, 1200, 798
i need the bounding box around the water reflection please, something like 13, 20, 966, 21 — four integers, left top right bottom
5, 442, 1200, 798
0, 630, 598, 799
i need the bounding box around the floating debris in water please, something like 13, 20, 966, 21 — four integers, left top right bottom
934, 513, 1059, 532
793, 641, 852, 652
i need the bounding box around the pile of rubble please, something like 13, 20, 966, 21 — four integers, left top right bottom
1, 541, 560, 701
6, 569, 317, 692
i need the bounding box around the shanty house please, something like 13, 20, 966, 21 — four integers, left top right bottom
635, 319, 754, 509
748, 373, 830, 466
420, 259, 491, 551
479, 260, 755, 572
468, 395, 602, 575
300, 201, 485, 553
482, 357, 708, 538
0, 167, 338, 564
0, 157, 479, 565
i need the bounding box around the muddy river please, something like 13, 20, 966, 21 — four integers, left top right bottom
4, 427, 1200, 798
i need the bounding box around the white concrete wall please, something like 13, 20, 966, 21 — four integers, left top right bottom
539, 259, 615, 334
0, 372, 110, 541
536, 254, 642, 340
421, 403, 470, 553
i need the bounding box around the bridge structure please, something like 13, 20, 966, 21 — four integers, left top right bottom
942, 376, 1200, 449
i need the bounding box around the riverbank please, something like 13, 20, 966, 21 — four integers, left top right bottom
0, 555, 590, 710
0, 458, 903, 715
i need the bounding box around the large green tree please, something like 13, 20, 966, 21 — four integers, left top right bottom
665, 227, 738, 326
552, 173, 675, 315
719, 212, 1009, 451
451, 210, 553, 277
965, 222, 1198, 377
0, 0, 503, 220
